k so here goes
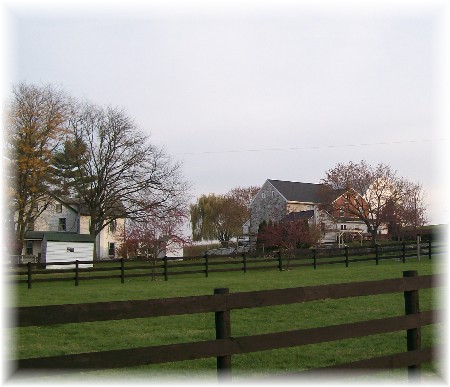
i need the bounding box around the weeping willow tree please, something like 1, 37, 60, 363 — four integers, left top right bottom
190, 187, 259, 246
190, 194, 232, 245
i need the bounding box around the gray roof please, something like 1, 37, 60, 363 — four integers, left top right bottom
268, 180, 322, 202
268, 179, 345, 203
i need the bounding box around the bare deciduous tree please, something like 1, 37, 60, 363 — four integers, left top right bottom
382, 180, 427, 239
321, 160, 427, 244
55, 102, 190, 257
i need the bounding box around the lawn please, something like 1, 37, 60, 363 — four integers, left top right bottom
6, 256, 445, 383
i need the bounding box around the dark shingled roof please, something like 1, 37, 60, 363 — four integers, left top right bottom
268, 179, 345, 203
268, 180, 319, 202
25, 231, 94, 243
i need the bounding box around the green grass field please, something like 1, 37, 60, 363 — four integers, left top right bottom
6, 256, 446, 383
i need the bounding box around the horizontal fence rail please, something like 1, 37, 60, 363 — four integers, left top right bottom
6, 240, 445, 288
13, 274, 442, 327
9, 271, 442, 382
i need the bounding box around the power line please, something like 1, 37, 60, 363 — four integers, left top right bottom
175, 138, 441, 156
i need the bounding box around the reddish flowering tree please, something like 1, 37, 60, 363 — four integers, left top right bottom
258, 219, 321, 251
258, 218, 320, 269
119, 207, 190, 259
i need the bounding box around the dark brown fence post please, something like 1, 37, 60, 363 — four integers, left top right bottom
27, 262, 32, 290
242, 252, 247, 274
428, 239, 432, 260
312, 249, 317, 270
345, 246, 349, 267
214, 288, 231, 382
403, 270, 421, 382
75, 260, 79, 286
204, 253, 209, 278
163, 256, 168, 281
120, 258, 125, 284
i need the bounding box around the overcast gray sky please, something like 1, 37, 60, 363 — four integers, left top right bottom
2, 0, 449, 225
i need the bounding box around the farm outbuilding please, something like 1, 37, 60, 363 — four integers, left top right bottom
38, 232, 94, 269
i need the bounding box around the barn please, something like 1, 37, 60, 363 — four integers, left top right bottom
40, 232, 94, 269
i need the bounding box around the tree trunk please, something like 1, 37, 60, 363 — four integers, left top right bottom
14, 237, 24, 256
14, 209, 26, 256
365, 222, 378, 246
90, 226, 98, 260
15, 222, 26, 256
370, 229, 378, 246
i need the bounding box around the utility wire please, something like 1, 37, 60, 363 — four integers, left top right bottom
175, 138, 441, 156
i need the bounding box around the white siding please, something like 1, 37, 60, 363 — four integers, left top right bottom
44, 241, 93, 269
34, 202, 78, 232
167, 246, 184, 258
79, 216, 90, 234
96, 218, 124, 259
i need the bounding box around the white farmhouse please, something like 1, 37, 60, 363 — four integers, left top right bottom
22, 196, 124, 261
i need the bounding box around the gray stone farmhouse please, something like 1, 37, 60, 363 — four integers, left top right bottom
248, 179, 369, 244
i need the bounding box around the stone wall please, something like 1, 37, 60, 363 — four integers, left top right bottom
249, 180, 287, 235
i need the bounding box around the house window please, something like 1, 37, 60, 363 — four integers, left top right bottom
261, 192, 266, 199
109, 220, 117, 233
340, 224, 347, 230
271, 191, 275, 197
108, 242, 115, 257
26, 241, 33, 255
58, 218, 66, 231
339, 208, 345, 217
55, 203, 62, 213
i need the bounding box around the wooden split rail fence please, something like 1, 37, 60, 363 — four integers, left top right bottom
10, 271, 442, 382
8, 240, 441, 289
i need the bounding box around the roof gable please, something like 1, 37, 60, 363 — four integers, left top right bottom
330, 187, 363, 204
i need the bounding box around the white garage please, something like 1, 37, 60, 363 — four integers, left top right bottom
41, 232, 94, 269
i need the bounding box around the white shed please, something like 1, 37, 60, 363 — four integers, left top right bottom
41, 232, 94, 269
